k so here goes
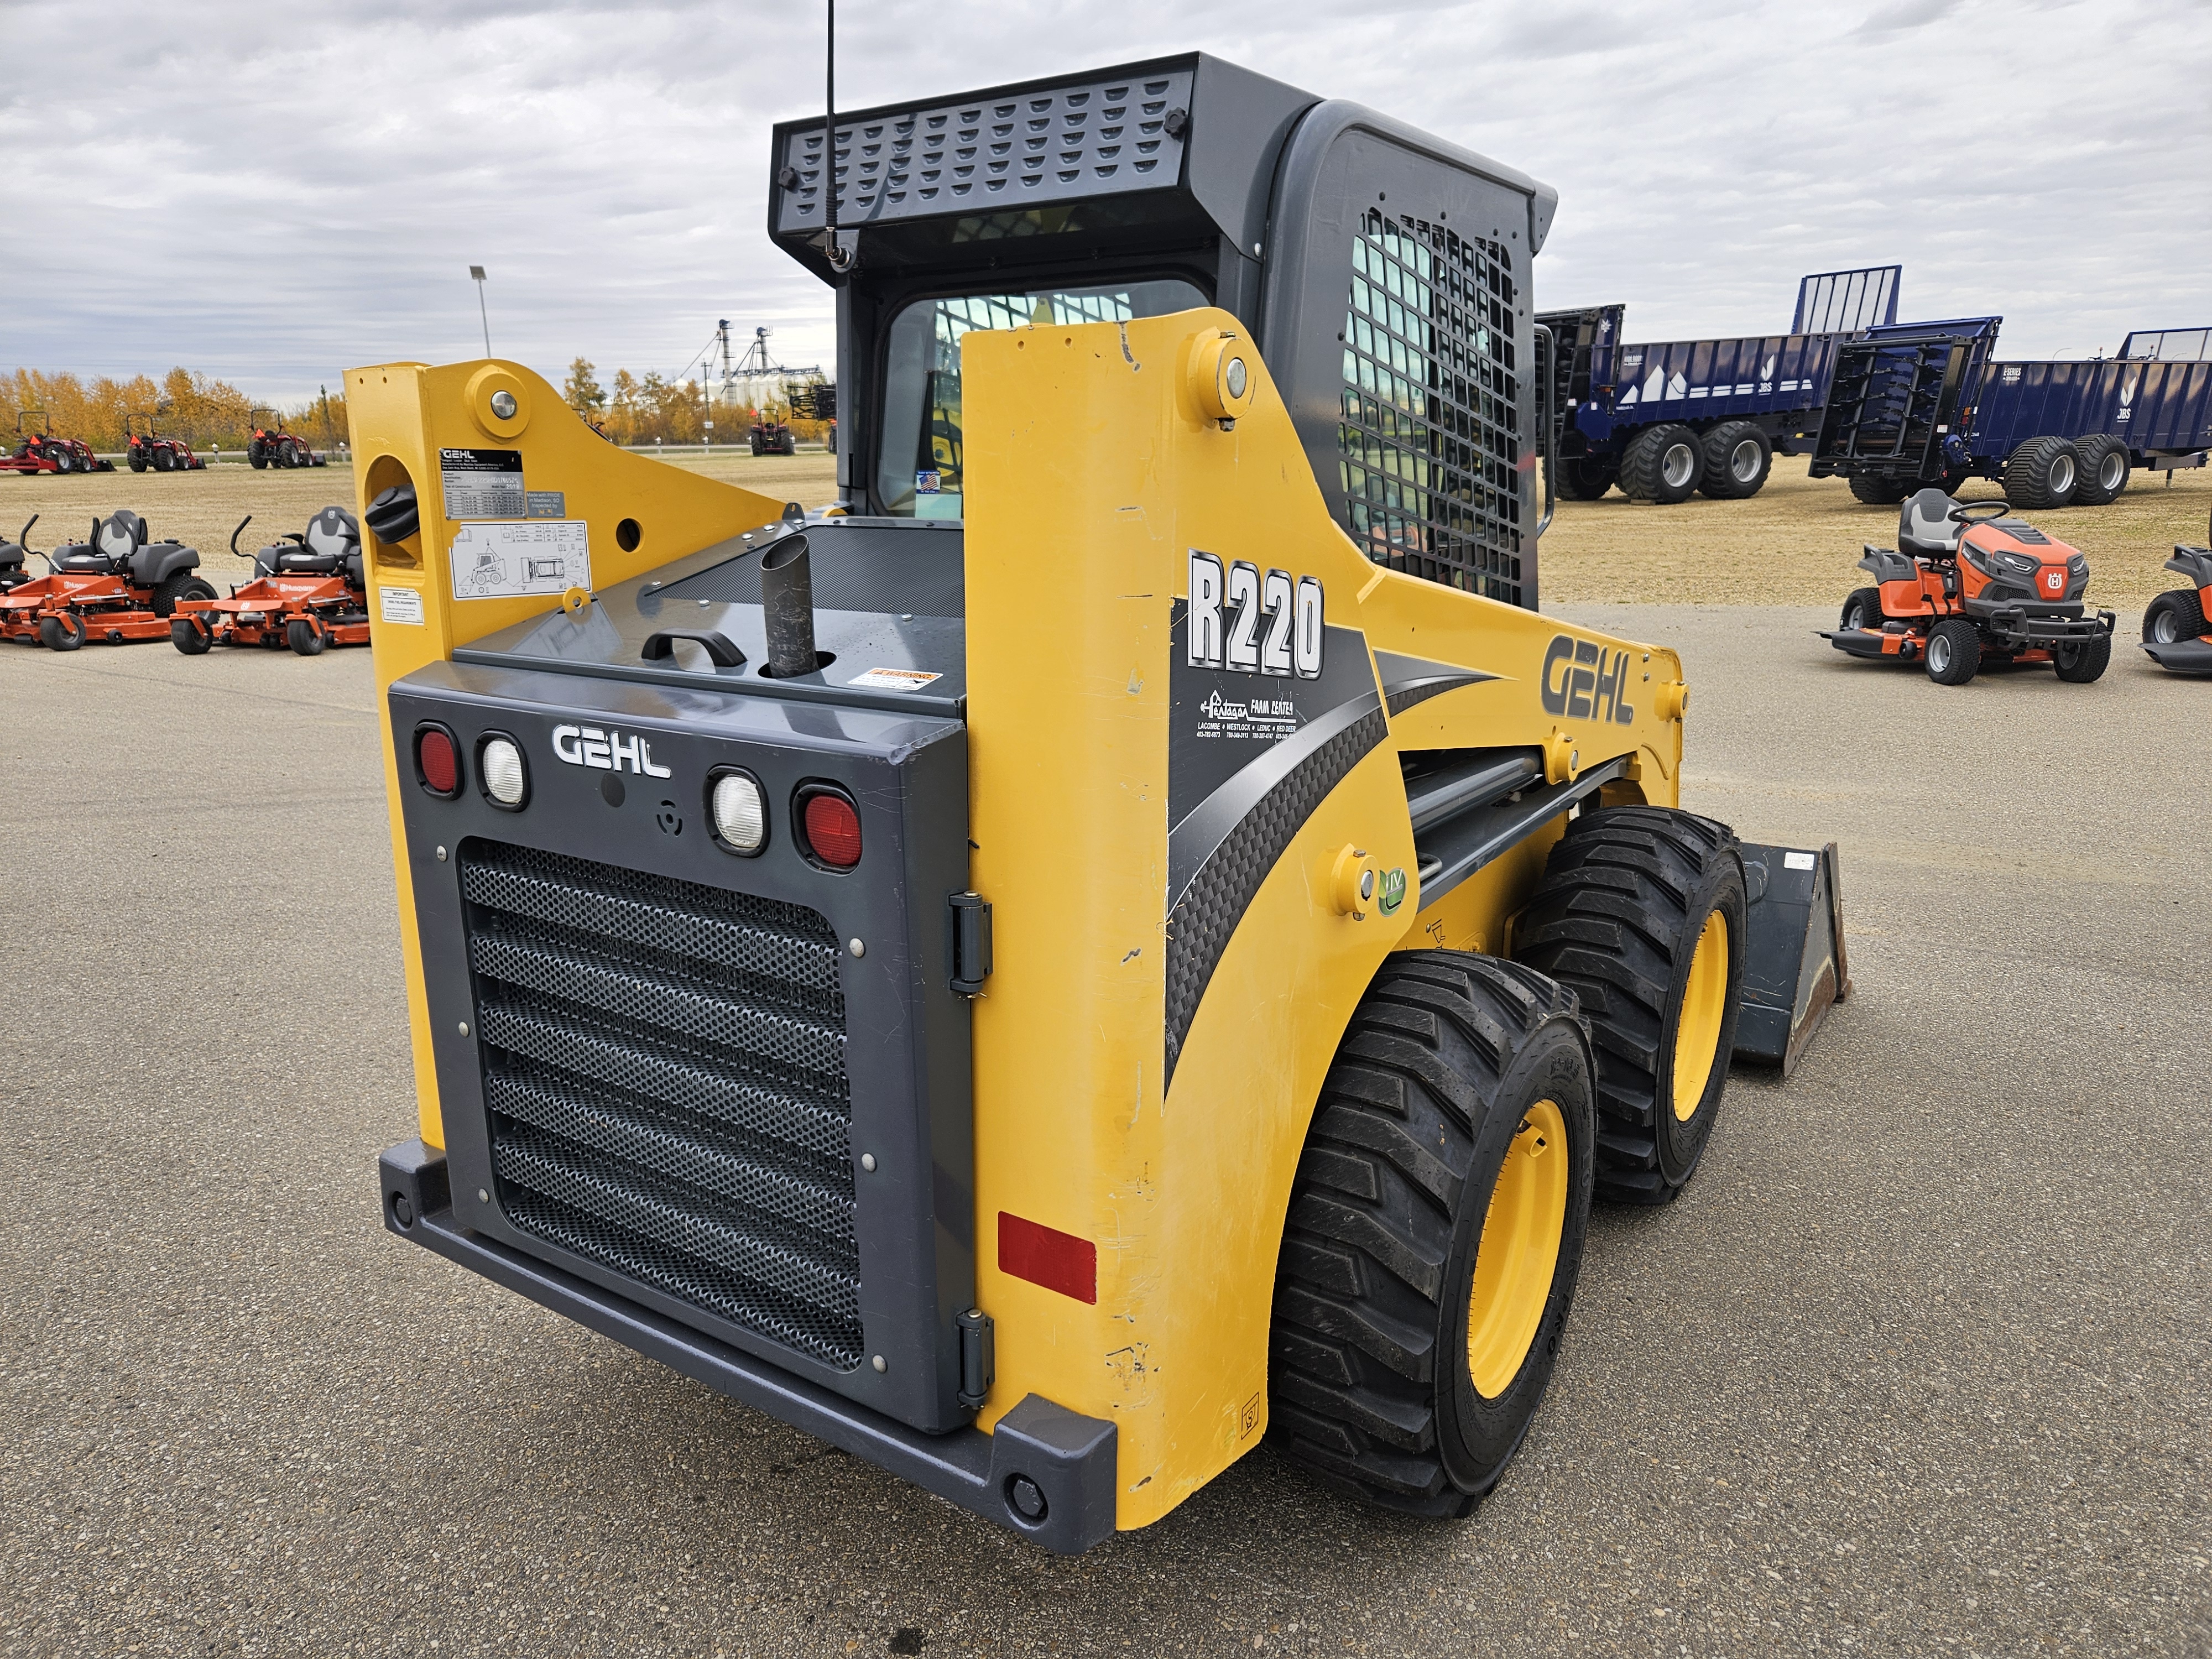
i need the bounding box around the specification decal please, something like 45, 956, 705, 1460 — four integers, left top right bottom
378, 586, 425, 626
450, 520, 592, 600
440, 447, 526, 519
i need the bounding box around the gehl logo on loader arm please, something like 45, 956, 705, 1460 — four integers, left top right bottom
1540, 634, 1637, 724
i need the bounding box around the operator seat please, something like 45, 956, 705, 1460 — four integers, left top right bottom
1898, 489, 1964, 560
53, 512, 145, 573
274, 505, 360, 575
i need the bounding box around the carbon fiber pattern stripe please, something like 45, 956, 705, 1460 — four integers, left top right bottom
1384, 676, 1481, 716
1164, 707, 1390, 1085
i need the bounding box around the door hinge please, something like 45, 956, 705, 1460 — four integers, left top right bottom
957, 1307, 995, 1412
948, 890, 993, 995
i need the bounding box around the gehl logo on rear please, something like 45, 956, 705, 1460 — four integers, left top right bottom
1188, 550, 1324, 677
551, 723, 672, 777
1541, 634, 1636, 724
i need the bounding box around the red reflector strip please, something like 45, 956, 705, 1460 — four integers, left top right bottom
418, 728, 457, 794
998, 1212, 1097, 1305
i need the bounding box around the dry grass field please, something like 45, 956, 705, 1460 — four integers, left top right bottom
7, 449, 2203, 608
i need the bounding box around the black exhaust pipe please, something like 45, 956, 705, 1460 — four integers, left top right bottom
759, 533, 818, 677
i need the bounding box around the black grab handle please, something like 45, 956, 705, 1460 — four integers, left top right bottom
640, 628, 747, 667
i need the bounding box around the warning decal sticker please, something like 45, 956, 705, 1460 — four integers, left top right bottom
450, 520, 592, 600
440, 448, 526, 519
846, 667, 942, 691
378, 586, 425, 626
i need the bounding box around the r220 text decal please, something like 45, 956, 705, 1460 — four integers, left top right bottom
1187, 550, 1323, 679
1540, 634, 1636, 725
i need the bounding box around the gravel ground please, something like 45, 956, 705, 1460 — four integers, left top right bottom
2, 602, 2206, 1658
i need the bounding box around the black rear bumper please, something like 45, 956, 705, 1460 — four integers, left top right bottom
379, 1139, 1118, 1553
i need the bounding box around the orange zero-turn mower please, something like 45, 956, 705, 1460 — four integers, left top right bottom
0, 510, 215, 651
172, 507, 369, 657
1821, 488, 2116, 686
2140, 509, 2212, 676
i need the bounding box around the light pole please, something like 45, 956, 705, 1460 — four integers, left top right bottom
469, 265, 491, 357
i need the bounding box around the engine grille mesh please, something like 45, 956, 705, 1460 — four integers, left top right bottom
460, 842, 862, 1370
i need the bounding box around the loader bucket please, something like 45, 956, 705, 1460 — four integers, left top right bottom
1733, 842, 1850, 1076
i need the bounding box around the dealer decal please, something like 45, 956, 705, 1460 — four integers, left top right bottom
1540, 634, 1636, 725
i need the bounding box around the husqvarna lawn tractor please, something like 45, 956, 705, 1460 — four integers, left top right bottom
125, 413, 207, 473
0, 517, 38, 592
359, 50, 1850, 1554
173, 507, 370, 656
0, 510, 214, 650
2141, 509, 2212, 676
0, 409, 114, 476
1822, 488, 2115, 685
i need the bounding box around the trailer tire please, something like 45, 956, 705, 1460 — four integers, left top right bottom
2069, 435, 2129, 506
1839, 587, 1882, 632
1699, 421, 1772, 499
2143, 589, 2207, 646
1619, 425, 1700, 504
170, 616, 211, 655
40, 613, 86, 651
1924, 618, 1981, 685
2004, 436, 2077, 510
1511, 807, 1746, 1205
1847, 474, 1910, 505
1557, 457, 1616, 500
1269, 952, 1594, 1518
2052, 633, 2111, 684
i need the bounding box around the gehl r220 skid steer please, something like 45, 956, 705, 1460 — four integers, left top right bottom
360, 55, 1848, 1553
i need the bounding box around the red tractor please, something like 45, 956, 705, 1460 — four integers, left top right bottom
1822, 488, 2115, 685
0, 510, 214, 649
1, 409, 113, 476
2141, 509, 2212, 676
748, 415, 797, 456
125, 413, 207, 473
172, 507, 369, 656
247, 410, 325, 469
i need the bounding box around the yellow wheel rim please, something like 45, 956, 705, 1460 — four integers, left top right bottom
1465, 1099, 1569, 1400
1671, 910, 1730, 1122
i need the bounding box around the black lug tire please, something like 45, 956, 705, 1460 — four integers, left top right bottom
1848, 474, 1910, 505
249, 447, 267, 470
52, 450, 72, 475
170, 616, 211, 655
1556, 457, 1616, 500
2003, 435, 2078, 510
2143, 588, 2207, 646
151, 573, 214, 619
1698, 420, 1772, 499
128, 448, 147, 473
1511, 807, 1747, 1204
1269, 952, 1595, 1518
2052, 632, 2111, 684
1839, 587, 1882, 632
2069, 435, 2130, 507
287, 617, 327, 656
41, 613, 86, 651
1618, 425, 1701, 504
154, 446, 174, 472
1924, 617, 1982, 685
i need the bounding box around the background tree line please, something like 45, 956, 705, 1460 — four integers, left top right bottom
2, 368, 347, 452
561, 358, 830, 447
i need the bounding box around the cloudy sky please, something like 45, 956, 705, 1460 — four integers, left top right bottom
4, 0, 2207, 402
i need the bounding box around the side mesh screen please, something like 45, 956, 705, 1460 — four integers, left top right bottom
1339, 210, 1525, 606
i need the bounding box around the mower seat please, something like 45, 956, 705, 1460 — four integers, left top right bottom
1898, 489, 1965, 560
52, 512, 144, 573
275, 505, 360, 575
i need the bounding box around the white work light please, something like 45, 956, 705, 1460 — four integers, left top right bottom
712, 771, 766, 853
481, 737, 527, 807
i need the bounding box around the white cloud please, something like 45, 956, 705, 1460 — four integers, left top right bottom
1, 0, 2204, 400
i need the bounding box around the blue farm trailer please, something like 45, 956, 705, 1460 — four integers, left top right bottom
1809, 317, 2212, 508
1540, 265, 1901, 503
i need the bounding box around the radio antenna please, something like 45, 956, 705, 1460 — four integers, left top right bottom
824, 0, 851, 270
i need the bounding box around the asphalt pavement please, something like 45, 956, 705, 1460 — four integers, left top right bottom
3, 609, 2206, 1658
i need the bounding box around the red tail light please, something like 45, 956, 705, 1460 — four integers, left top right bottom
801, 790, 862, 868
415, 725, 460, 795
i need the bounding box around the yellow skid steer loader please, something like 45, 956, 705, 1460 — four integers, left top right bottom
356, 53, 1847, 1552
